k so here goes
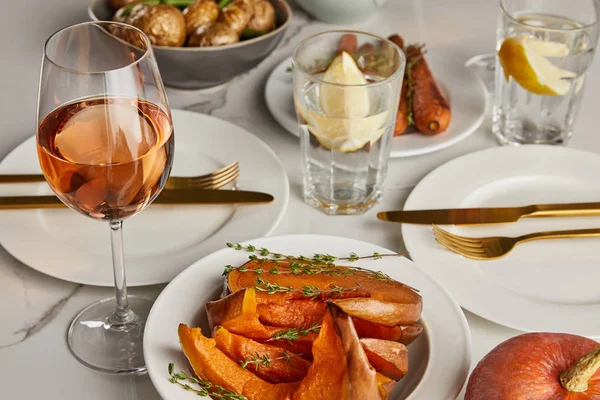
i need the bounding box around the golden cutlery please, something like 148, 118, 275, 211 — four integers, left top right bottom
378, 202, 600, 225
432, 225, 600, 260
0, 188, 273, 210
0, 161, 239, 190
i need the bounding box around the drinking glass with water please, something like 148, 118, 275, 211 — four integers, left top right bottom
494, 0, 600, 145
293, 31, 404, 215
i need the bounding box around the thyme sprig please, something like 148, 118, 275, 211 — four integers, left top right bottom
254, 277, 294, 294
301, 285, 320, 300
226, 243, 405, 265
224, 242, 409, 285
239, 350, 301, 370
266, 323, 321, 343
168, 363, 246, 399
254, 278, 364, 299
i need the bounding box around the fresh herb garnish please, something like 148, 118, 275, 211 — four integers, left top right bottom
239, 350, 301, 370
301, 285, 320, 300
225, 243, 409, 284
266, 323, 321, 343
218, 0, 233, 8
254, 277, 294, 294
168, 363, 247, 399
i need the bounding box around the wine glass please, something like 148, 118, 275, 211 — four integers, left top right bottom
36, 21, 174, 374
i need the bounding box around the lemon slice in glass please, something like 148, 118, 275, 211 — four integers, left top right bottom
320, 51, 370, 118
298, 52, 389, 152
498, 35, 576, 96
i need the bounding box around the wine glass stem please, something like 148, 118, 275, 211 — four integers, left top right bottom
109, 220, 135, 325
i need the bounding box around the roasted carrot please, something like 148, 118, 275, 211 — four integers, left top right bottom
388, 34, 410, 136
387, 34, 404, 51
394, 78, 410, 136
406, 44, 451, 135
337, 33, 357, 54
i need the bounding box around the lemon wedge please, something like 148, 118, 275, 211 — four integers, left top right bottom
296, 52, 390, 152
320, 51, 370, 118
498, 35, 576, 96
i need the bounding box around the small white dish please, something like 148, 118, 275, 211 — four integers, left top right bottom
265, 55, 487, 158
0, 109, 289, 287
402, 145, 600, 336
144, 234, 472, 400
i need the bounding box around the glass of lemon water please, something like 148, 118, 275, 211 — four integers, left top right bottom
494, 0, 600, 145
293, 31, 405, 215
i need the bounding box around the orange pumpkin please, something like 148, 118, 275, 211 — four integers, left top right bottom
292, 310, 349, 399
226, 259, 422, 306
352, 317, 423, 345
178, 324, 298, 399
466, 333, 600, 400
360, 338, 408, 380
214, 326, 311, 383
206, 288, 317, 356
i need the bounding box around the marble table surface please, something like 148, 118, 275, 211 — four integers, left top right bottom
2, 0, 600, 398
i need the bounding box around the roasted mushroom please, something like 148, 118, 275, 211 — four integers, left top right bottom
187, 22, 239, 47
183, 0, 220, 36
219, 0, 253, 36
126, 3, 187, 47
246, 0, 275, 33
108, 0, 139, 11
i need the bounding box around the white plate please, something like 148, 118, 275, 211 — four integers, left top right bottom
144, 234, 471, 400
402, 145, 600, 336
0, 109, 289, 287
265, 56, 487, 158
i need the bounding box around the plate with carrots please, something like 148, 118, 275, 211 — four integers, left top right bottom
144, 234, 471, 399
264, 33, 487, 158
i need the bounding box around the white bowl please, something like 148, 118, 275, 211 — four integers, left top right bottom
295, 0, 389, 24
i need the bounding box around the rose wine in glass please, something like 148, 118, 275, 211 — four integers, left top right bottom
36, 22, 174, 374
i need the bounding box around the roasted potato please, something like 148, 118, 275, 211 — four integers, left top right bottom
183, 0, 220, 36
187, 22, 239, 47
219, 0, 253, 36
246, 0, 275, 33
127, 3, 186, 47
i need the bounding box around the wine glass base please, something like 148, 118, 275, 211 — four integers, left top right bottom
67, 296, 153, 375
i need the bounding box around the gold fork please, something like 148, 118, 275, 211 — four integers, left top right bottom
0, 161, 239, 190
432, 225, 600, 260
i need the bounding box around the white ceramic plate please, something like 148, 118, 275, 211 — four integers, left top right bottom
144, 234, 471, 400
0, 110, 289, 287
265, 56, 487, 158
402, 145, 600, 336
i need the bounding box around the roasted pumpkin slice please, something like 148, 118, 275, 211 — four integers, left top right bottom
376, 372, 397, 399
398, 324, 424, 345
352, 317, 423, 345
178, 324, 298, 400
214, 326, 311, 384
206, 287, 258, 329
292, 310, 349, 400
257, 300, 326, 328
206, 288, 316, 356
227, 259, 421, 306
360, 338, 409, 380
352, 317, 402, 342
331, 304, 384, 400
332, 298, 422, 327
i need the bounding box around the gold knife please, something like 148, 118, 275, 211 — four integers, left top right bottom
377, 202, 600, 225
0, 174, 48, 183
0, 189, 273, 210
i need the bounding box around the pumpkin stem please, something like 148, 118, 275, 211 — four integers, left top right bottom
560, 346, 600, 392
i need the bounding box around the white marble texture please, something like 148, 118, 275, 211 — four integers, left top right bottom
0, 0, 598, 398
